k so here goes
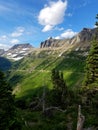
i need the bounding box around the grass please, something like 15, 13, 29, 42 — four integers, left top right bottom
7, 50, 86, 100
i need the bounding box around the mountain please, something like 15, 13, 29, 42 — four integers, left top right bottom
40, 28, 98, 51
3, 43, 33, 61
1, 27, 98, 130
1, 27, 97, 96
40, 37, 62, 48
1, 28, 97, 62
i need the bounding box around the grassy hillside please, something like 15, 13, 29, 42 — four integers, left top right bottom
4, 49, 98, 130
6, 50, 86, 100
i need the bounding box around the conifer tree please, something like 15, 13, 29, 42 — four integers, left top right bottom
51, 69, 67, 105
0, 70, 21, 130
84, 14, 98, 87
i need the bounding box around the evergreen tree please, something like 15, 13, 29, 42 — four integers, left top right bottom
84, 14, 98, 87
51, 69, 67, 106
0, 70, 21, 130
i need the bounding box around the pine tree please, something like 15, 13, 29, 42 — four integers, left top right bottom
84, 14, 98, 87
51, 69, 67, 106
0, 70, 22, 130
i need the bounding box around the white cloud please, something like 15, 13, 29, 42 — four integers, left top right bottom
55, 27, 64, 31
55, 29, 77, 39
11, 27, 25, 37
55, 36, 61, 39
0, 43, 10, 50
94, 24, 97, 28
38, 0, 68, 32
10, 39, 20, 44
42, 25, 53, 32
61, 29, 77, 38
0, 35, 7, 40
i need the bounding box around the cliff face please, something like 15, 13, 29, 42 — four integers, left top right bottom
40, 37, 62, 48
40, 28, 98, 49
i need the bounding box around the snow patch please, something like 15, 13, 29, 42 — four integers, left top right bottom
22, 48, 29, 51
7, 53, 12, 56
19, 50, 26, 53
11, 54, 18, 57
12, 57, 23, 61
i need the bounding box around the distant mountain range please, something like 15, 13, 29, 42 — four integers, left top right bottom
1, 43, 33, 61
0, 28, 98, 61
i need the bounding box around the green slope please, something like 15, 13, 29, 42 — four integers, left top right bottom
7, 50, 86, 99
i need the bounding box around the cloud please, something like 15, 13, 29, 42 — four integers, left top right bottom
55, 29, 77, 39
55, 36, 61, 39
10, 39, 20, 44
0, 43, 10, 50
11, 27, 25, 37
38, 0, 68, 32
0, 27, 24, 50
0, 35, 7, 40
55, 27, 64, 31
61, 29, 77, 38
0, 35, 10, 50
42, 25, 53, 32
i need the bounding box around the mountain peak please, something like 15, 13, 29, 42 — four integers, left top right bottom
9, 43, 33, 50
40, 38, 61, 48
3, 43, 33, 61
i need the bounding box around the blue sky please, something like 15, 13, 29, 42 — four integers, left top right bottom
0, 0, 97, 50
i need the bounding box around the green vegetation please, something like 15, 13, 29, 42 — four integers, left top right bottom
1, 15, 98, 130
0, 70, 22, 130
84, 14, 98, 88
6, 50, 86, 100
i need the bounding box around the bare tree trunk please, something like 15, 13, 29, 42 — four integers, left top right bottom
77, 105, 85, 130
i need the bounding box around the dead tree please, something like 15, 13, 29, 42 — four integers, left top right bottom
77, 105, 85, 130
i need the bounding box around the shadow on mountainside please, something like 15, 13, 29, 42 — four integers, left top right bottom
0, 57, 12, 71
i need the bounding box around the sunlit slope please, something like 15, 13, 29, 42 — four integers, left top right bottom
7, 49, 86, 99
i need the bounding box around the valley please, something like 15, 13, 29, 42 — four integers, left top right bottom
0, 27, 98, 130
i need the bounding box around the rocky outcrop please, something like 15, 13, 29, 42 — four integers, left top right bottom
71, 28, 98, 44
40, 37, 62, 48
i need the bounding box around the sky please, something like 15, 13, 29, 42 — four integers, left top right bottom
0, 0, 98, 50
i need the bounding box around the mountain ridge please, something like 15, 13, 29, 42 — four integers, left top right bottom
0, 27, 98, 61
2, 43, 33, 61
40, 28, 98, 49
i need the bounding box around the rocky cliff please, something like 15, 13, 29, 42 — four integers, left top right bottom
40, 28, 98, 49
40, 37, 62, 48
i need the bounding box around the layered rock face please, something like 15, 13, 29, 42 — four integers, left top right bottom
40, 28, 98, 49
40, 37, 62, 48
